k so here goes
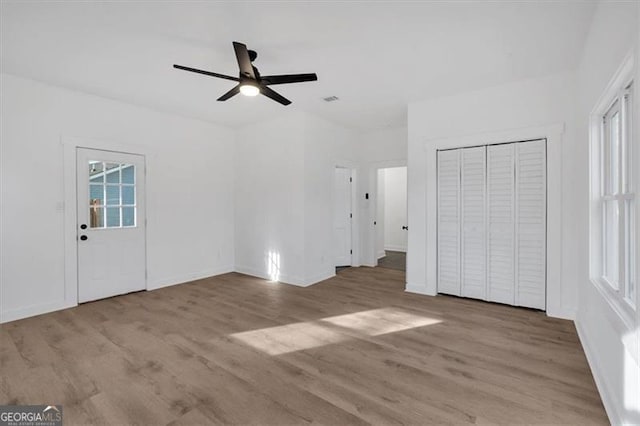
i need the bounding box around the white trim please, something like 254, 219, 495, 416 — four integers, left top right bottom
405, 282, 435, 296
575, 319, 622, 426
588, 50, 637, 330
377, 250, 387, 259
424, 123, 566, 318
366, 159, 408, 270
384, 245, 407, 252
62, 136, 154, 311
234, 265, 310, 287
304, 269, 336, 286
148, 266, 235, 291
0, 300, 77, 324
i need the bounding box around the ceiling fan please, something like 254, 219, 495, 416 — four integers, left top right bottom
173, 41, 318, 106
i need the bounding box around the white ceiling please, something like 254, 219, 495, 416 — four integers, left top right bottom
1, 1, 596, 131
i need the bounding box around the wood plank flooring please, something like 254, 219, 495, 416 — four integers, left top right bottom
377, 251, 407, 271
1, 267, 607, 425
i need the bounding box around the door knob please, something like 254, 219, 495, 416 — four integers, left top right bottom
80, 235, 88, 241
402, 226, 408, 230
80, 224, 87, 230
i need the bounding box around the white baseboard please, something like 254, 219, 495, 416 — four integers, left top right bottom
575, 319, 620, 426
234, 264, 308, 287
546, 306, 577, 321
1, 300, 77, 324
148, 265, 235, 290
377, 250, 386, 259
304, 269, 335, 286
384, 245, 407, 252
405, 282, 436, 296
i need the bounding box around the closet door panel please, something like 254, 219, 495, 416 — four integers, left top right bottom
487, 144, 515, 305
515, 140, 547, 309
437, 149, 461, 296
461, 146, 487, 300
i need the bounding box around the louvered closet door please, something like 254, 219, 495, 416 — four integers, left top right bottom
515, 140, 546, 309
437, 149, 461, 296
461, 147, 487, 300
487, 144, 516, 305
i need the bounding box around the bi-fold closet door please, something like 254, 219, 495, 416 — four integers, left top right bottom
436, 139, 546, 310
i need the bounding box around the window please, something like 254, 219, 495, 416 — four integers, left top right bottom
88, 161, 137, 228
590, 54, 635, 324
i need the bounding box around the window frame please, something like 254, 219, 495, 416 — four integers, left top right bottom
88, 162, 137, 229
589, 52, 636, 329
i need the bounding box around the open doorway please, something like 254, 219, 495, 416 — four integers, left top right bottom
376, 166, 407, 271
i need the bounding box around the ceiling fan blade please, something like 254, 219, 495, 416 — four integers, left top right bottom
217, 85, 240, 101
259, 85, 291, 106
261, 73, 318, 85
173, 64, 238, 82
232, 42, 256, 79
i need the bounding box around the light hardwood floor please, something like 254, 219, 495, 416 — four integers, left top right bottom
1, 267, 606, 425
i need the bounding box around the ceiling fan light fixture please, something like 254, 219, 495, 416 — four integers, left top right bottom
240, 84, 260, 97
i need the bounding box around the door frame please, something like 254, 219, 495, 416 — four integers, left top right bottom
365, 159, 407, 268
422, 123, 566, 318
375, 165, 409, 266
62, 137, 150, 308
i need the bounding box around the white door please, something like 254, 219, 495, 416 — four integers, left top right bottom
437, 149, 461, 295
514, 140, 546, 309
461, 146, 487, 300
77, 148, 146, 303
487, 143, 516, 305
333, 167, 352, 267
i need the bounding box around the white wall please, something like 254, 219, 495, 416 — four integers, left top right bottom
382, 167, 407, 252
234, 111, 358, 286
376, 170, 386, 259
573, 2, 640, 424
406, 72, 576, 317
358, 126, 408, 267
0, 73, 236, 323
234, 112, 306, 285
304, 114, 359, 282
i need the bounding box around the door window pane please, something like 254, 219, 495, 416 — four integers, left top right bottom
121, 165, 134, 184
106, 163, 120, 184
89, 162, 104, 183
87, 161, 137, 229
122, 207, 135, 227
122, 186, 135, 205
106, 185, 120, 205
106, 207, 120, 227
89, 185, 103, 204
90, 205, 104, 228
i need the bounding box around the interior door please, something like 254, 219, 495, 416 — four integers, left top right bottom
76, 148, 146, 303
514, 140, 547, 309
461, 146, 487, 300
437, 149, 461, 296
487, 143, 516, 305
333, 167, 352, 267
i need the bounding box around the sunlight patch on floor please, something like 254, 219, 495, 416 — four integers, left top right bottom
229, 308, 442, 355
230, 322, 346, 355
321, 308, 442, 336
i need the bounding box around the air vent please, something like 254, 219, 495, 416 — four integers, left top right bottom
323, 96, 339, 102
